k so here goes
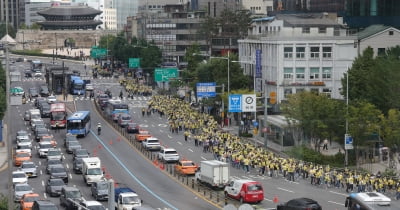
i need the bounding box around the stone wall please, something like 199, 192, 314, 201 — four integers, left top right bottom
14, 30, 118, 50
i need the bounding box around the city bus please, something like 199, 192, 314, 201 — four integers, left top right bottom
345, 192, 395, 210
104, 99, 129, 121
66, 111, 91, 137
69, 75, 86, 95
31, 60, 42, 72
50, 103, 67, 128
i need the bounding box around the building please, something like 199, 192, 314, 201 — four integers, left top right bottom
37, 5, 102, 30
0, 0, 20, 29
355, 25, 400, 57
113, 0, 138, 31
102, 8, 116, 30
195, 0, 243, 18
272, 0, 345, 13
241, 0, 273, 15
238, 13, 357, 110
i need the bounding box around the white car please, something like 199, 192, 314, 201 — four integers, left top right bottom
37, 141, 53, 158
12, 170, 28, 186
16, 130, 30, 142
85, 84, 94, 91
14, 183, 34, 202
34, 72, 42, 77
47, 95, 57, 103
158, 147, 180, 163
17, 137, 32, 148
20, 161, 38, 178
16, 145, 32, 156
30, 119, 44, 129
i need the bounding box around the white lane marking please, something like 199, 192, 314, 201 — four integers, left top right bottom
66, 164, 69, 169
264, 198, 272, 202
69, 173, 73, 179
201, 156, 207, 160
177, 142, 182, 145
168, 135, 172, 139
43, 193, 47, 199
329, 191, 348, 197
144, 120, 148, 122
328, 201, 344, 206
151, 124, 155, 127
160, 130, 164, 133
188, 148, 193, 152
38, 161, 41, 166
40, 170, 43, 175
62, 155, 66, 160
277, 187, 294, 193
41, 180, 44, 186
242, 176, 251, 179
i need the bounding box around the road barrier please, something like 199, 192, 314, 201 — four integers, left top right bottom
93, 100, 240, 208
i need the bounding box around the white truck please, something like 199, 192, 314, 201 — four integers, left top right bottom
82, 157, 104, 185
195, 160, 230, 189
114, 187, 142, 210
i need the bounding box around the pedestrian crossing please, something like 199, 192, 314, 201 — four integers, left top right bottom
231, 174, 271, 181
22, 78, 45, 82
22, 76, 116, 82
74, 96, 151, 101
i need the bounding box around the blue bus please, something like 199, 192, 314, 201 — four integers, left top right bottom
67, 111, 91, 137
70, 75, 86, 95
104, 99, 129, 121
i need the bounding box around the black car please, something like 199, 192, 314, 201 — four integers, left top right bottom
32, 200, 57, 210
40, 86, 50, 97
49, 165, 68, 183
34, 97, 46, 108
73, 148, 89, 160
46, 178, 66, 197
35, 128, 49, 141
91, 181, 109, 201
277, 198, 322, 210
64, 134, 78, 147
60, 186, 84, 209
126, 122, 140, 134
37, 100, 49, 110
97, 94, 109, 110
29, 88, 39, 97
46, 159, 63, 174
40, 103, 51, 118
24, 70, 32, 78
73, 157, 83, 174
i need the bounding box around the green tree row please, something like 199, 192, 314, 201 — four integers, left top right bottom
0, 62, 6, 120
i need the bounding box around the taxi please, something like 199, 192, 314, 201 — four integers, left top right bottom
14, 152, 31, 166
40, 135, 57, 147
20, 193, 40, 210
174, 160, 198, 175
135, 130, 152, 141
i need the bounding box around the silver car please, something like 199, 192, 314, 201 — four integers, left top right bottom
37, 141, 53, 158
47, 148, 63, 161
14, 183, 34, 202
19, 161, 38, 178
117, 113, 132, 127
66, 141, 82, 154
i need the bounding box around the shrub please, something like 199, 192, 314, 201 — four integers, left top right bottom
240, 133, 253, 138
286, 146, 345, 167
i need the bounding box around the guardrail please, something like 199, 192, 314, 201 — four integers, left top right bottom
93, 100, 238, 208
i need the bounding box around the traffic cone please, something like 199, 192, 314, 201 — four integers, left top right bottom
153, 159, 159, 166
109, 140, 113, 145
273, 195, 279, 204
98, 145, 102, 149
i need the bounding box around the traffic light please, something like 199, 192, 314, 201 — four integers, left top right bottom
269, 91, 276, 104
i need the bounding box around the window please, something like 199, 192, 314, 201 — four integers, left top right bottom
322, 67, 331, 79
296, 67, 305, 79
296, 88, 304, 93
284, 88, 293, 98
310, 47, 319, 59
389, 31, 394, 35
296, 47, 305, 58
309, 67, 319, 79
310, 88, 319, 93
322, 47, 332, 58
378, 48, 386, 56
319, 27, 326, 33
284, 47, 293, 58
322, 88, 332, 98
284, 68, 293, 79
302, 27, 310, 34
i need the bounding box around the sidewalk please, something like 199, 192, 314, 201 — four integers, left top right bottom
0, 123, 8, 172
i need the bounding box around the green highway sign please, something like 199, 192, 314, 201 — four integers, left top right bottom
90, 46, 107, 59
129, 58, 140, 68
154, 68, 178, 82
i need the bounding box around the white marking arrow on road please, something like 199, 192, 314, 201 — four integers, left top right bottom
277, 187, 294, 193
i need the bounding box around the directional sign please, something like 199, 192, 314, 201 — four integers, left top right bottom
129, 58, 140, 68
90, 46, 107, 59
154, 68, 178, 82
242, 94, 256, 112
197, 82, 216, 97
228, 94, 242, 112
345, 134, 353, 150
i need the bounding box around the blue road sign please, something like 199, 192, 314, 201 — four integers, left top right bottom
196, 82, 216, 97
253, 121, 259, 127
255, 49, 262, 78
229, 94, 242, 113
345, 134, 353, 150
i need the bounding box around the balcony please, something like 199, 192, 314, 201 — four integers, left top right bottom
281, 81, 325, 86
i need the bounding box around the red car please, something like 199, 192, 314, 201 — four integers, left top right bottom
224, 180, 264, 203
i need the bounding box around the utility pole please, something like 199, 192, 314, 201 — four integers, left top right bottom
263, 81, 268, 148
345, 71, 349, 167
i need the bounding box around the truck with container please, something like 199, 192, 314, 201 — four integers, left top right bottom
82, 157, 104, 185
114, 187, 142, 210
195, 160, 230, 189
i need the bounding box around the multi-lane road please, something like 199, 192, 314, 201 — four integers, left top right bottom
2, 56, 400, 210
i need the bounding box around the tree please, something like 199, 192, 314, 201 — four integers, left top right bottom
380, 109, 400, 149
0, 193, 9, 210
0, 64, 6, 120
197, 17, 218, 53
0, 24, 16, 38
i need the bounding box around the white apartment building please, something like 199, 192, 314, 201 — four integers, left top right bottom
238, 13, 357, 107
241, 0, 273, 15
103, 8, 117, 30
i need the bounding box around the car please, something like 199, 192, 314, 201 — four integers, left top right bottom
142, 137, 161, 151
276, 198, 322, 210
12, 170, 28, 186
47, 95, 57, 103
46, 159, 63, 174
64, 133, 78, 147
20, 161, 38, 178
117, 113, 132, 127
37, 141, 53, 158
24, 110, 31, 121
40, 86, 50, 97
48, 165, 68, 183
16, 145, 32, 156
17, 137, 32, 149
34, 97, 46, 108
46, 178, 66, 197
37, 100, 49, 111
112, 112, 122, 122
17, 130, 29, 141
33, 71, 42, 77
20, 193, 40, 210
24, 70, 32, 78
174, 160, 198, 175
85, 83, 94, 91
66, 140, 82, 154
31, 119, 44, 131
47, 148, 63, 161
14, 152, 31, 166
73, 157, 83, 174
224, 179, 264, 203
14, 183, 34, 202
135, 130, 152, 141
40, 135, 57, 147
158, 147, 180, 163
73, 148, 89, 160
11, 86, 24, 96
40, 103, 51, 118
29, 88, 39, 97
16, 57, 24, 62
97, 94, 109, 110
80, 200, 106, 210
32, 200, 58, 210
126, 122, 140, 133
35, 127, 49, 141
91, 181, 109, 201
60, 186, 84, 209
